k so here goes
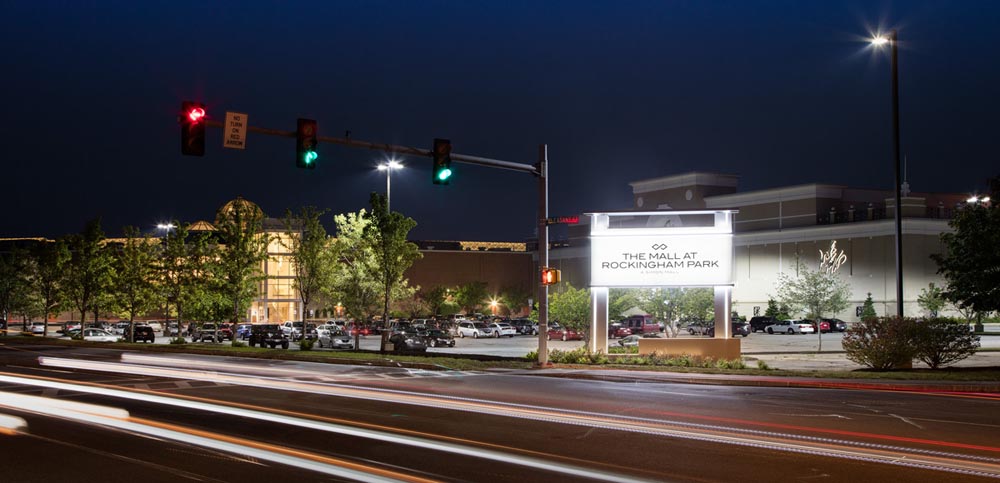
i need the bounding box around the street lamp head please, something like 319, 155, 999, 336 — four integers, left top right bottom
967, 196, 980, 204
870, 36, 890, 46
377, 160, 404, 171
156, 223, 176, 230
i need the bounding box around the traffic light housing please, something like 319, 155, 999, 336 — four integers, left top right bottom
296, 118, 318, 169
432, 138, 452, 184
180, 101, 206, 156
541, 267, 561, 286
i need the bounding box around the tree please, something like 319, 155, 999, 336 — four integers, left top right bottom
608, 288, 640, 322
328, 209, 381, 349
157, 223, 213, 341
548, 284, 591, 345
499, 285, 532, 316
214, 198, 270, 325
917, 282, 947, 318
931, 180, 1000, 331
364, 193, 422, 351
64, 219, 114, 337
0, 248, 32, 326
454, 282, 489, 314
422, 286, 452, 317
677, 288, 714, 323
860, 293, 878, 320
639, 288, 683, 337
283, 207, 333, 342
774, 261, 851, 351
113, 227, 161, 342
763, 298, 781, 318
30, 241, 69, 335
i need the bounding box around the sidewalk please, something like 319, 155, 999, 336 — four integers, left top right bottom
745, 350, 1000, 372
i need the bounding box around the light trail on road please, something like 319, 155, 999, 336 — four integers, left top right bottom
30, 356, 1000, 479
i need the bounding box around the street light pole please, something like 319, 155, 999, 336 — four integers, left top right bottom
872, 30, 904, 318
889, 29, 904, 318
377, 160, 402, 212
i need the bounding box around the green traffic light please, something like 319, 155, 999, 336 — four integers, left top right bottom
437, 168, 452, 180
305, 151, 318, 164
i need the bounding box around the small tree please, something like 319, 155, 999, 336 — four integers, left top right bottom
860, 293, 878, 319
157, 223, 213, 341
113, 227, 161, 342
283, 207, 334, 343
64, 219, 114, 337
775, 260, 851, 351
214, 198, 270, 325
328, 209, 382, 349
30, 241, 69, 334
842, 316, 917, 370
548, 284, 591, 346
499, 285, 532, 317
917, 283, 947, 318
608, 288, 640, 322
364, 193, 421, 351
455, 282, 489, 314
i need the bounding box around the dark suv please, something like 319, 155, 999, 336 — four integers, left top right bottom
748, 316, 778, 333
249, 324, 289, 349
132, 324, 155, 343
706, 321, 751, 338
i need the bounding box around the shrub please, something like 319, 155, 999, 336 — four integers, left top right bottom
842, 317, 917, 370
231, 340, 246, 348
912, 318, 980, 369
756, 359, 771, 370
299, 338, 315, 351
169, 337, 187, 345
525, 350, 539, 362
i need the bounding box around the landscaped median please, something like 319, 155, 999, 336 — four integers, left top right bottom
3, 336, 1000, 388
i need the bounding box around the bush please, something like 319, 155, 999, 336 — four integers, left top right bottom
299, 338, 315, 351
756, 359, 771, 371
231, 340, 246, 348
912, 318, 980, 369
842, 317, 918, 370
169, 337, 187, 345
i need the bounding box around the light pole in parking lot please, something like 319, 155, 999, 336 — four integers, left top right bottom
870, 29, 904, 317
376, 160, 403, 212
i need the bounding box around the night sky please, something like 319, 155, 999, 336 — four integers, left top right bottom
3, 1, 998, 242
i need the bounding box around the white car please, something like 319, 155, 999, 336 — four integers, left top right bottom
81, 328, 120, 342
315, 324, 338, 338
489, 323, 516, 338
146, 320, 163, 332
764, 320, 815, 334
456, 321, 491, 338
30, 322, 46, 335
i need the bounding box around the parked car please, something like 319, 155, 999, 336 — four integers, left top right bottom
805, 319, 831, 333
821, 318, 848, 332
317, 327, 354, 349
218, 323, 234, 341
608, 323, 632, 339
164, 321, 181, 337
706, 321, 751, 338
61, 321, 82, 334
235, 324, 253, 340
81, 328, 120, 343
388, 330, 427, 353
194, 323, 222, 342
146, 320, 163, 332
489, 322, 517, 337
748, 316, 779, 333
249, 324, 289, 349
547, 324, 584, 341
346, 324, 371, 337
618, 334, 642, 348
508, 319, 537, 335
111, 322, 130, 336
456, 321, 492, 338
30, 321, 46, 335
421, 329, 455, 348
621, 314, 660, 334
131, 324, 156, 343
764, 320, 815, 334
686, 322, 712, 335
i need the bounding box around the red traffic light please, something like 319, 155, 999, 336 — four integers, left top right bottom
187, 107, 206, 123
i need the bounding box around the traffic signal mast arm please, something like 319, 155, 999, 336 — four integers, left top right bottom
204, 119, 539, 175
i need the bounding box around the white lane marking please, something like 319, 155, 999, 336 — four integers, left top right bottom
888, 413, 925, 430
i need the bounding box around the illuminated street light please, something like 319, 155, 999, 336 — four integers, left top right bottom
376, 159, 403, 212
967, 196, 980, 203
156, 223, 176, 231
869, 28, 905, 318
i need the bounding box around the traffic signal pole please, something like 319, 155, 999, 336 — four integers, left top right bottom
202, 120, 551, 365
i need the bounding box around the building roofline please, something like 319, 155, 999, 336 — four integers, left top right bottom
629, 172, 740, 194
705, 183, 847, 207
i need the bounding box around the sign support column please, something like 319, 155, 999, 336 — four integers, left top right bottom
536, 145, 550, 366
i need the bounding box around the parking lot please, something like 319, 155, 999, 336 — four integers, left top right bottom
16, 324, 1000, 361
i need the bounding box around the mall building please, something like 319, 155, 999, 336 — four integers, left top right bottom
547, 172, 966, 320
